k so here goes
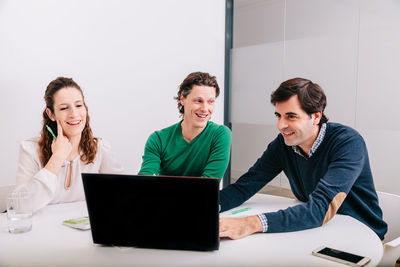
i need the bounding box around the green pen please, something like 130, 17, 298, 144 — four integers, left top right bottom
46, 125, 57, 139
231, 207, 250, 215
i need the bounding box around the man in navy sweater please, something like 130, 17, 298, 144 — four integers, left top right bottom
219, 78, 387, 240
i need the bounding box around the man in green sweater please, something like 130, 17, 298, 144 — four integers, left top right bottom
139, 72, 231, 181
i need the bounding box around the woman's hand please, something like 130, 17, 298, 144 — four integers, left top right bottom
44, 120, 72, 175
51, 120, 72, 161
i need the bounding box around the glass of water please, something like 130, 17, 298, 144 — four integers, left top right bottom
7, 192, 33, 233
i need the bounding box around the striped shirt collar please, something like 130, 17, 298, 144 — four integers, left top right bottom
292, 123, 327, 158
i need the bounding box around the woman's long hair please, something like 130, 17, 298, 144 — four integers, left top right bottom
38, 77, 98, 166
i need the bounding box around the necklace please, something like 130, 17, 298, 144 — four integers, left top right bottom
64, 161, 72, 190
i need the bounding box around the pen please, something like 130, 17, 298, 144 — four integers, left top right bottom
46, 125, 57, 139
231, 207, 250, 215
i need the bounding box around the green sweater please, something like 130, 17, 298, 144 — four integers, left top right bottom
139, 121, 231, 181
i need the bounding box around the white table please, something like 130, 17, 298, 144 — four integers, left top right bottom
0, 194, 383, 266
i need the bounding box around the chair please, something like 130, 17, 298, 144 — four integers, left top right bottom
377, 191, 400, 267
0, 185, 16, 212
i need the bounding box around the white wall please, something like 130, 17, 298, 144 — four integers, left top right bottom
0, 0, 226, 185
231, 0, 400, 195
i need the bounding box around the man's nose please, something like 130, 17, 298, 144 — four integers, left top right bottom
277, 118, 288, 130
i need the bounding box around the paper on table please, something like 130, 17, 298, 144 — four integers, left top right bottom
231, 207, 251, 215
63, 216, 90, 230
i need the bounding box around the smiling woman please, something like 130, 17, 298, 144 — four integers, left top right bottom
138, 72, 232, 181
13, 77, 124, 212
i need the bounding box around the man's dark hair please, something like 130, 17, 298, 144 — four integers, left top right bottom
270, 77, 328, 126
174, 72, 220, 116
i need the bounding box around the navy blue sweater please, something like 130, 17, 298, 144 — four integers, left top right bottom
220, 123, 387, 240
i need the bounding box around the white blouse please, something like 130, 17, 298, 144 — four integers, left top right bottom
14, 137, 124, 212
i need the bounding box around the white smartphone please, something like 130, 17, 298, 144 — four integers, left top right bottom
312, 246, 371, 267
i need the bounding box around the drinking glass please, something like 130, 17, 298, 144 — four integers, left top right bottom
7, 192, 33, 233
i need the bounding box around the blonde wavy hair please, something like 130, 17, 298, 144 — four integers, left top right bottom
38, 77, 98, 166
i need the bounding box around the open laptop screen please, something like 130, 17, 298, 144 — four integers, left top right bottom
82, 173, 219, 251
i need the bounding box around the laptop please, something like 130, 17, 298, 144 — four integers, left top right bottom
81, 173, 220, 251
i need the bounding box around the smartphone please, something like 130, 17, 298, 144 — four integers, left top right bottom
312, 246, 371, 267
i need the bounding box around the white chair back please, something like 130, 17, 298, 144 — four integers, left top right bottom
0, 185, 16, 212
377, 191, 400, 267
378, 191, 400, 243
